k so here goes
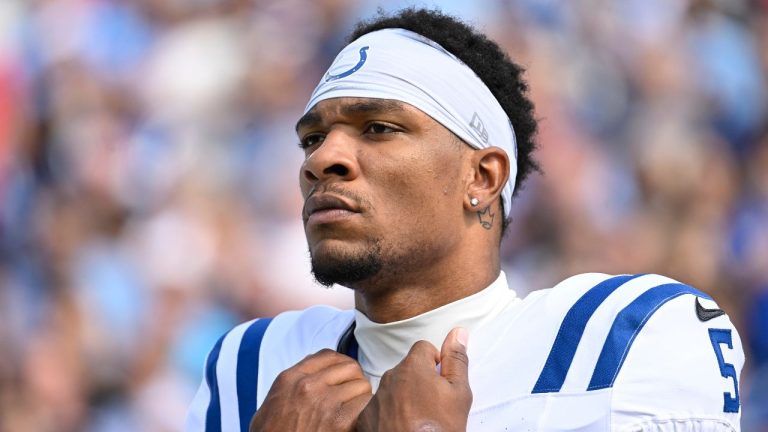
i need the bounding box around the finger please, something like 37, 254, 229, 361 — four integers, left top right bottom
439, 327, 470, 385
296, 348, 353, 374
291, 372, 370, 408
330, 376, 374, 402
402, 340, 440, 368
318, 358, 368, 386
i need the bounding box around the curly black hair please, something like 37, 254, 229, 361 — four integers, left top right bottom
348, 8, 540, 236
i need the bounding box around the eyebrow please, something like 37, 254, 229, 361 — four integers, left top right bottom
295, 99, 407, 132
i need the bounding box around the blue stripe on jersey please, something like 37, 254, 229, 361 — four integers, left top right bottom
532, 274, 644, 394
237, 318, 273, 432
347, 333, 359, 360
205, 333, 227, 432
588, 283, 711, 390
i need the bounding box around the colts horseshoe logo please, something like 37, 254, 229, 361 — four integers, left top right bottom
324, 46, 370, 82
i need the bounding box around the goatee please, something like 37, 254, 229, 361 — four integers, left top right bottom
310, 241, 383, 287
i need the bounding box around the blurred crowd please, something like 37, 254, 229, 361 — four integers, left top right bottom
0, 0, 766, 430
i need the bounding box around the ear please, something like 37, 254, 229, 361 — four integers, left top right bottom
463, 147, 510, 212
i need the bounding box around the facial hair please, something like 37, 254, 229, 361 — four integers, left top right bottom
310, 239, 383, 287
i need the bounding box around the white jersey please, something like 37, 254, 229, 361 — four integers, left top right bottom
186, 273, 744, 431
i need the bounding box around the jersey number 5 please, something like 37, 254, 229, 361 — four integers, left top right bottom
708, 328, 740, 413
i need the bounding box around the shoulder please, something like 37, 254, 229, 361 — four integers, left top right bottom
185, 306, 354, 432
606, 279, 743, 429
527, 272, 726, 342
532, 272, 710, 309
209, 305, 354, 372
529, 272, 743, 429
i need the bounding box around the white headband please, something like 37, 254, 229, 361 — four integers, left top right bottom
304, 28, 518, 218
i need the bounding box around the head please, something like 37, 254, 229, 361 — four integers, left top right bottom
297, 8, 539, 290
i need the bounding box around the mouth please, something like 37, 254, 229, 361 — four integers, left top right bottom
303, 194, 361, 226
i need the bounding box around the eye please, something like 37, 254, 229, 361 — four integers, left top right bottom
363, 122, 399, 136
298, 133, 325, 149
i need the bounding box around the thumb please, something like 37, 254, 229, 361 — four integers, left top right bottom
439, 327, 470, 385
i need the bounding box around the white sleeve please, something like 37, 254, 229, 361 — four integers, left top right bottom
610, 294, 744, 432
184, 377, 211, 432
182, 309, 349, 432
181, 318, 261, 432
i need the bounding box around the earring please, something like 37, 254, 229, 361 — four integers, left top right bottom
470, 197, 480, 206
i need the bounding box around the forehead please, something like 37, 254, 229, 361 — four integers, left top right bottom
295, 97, 429, 131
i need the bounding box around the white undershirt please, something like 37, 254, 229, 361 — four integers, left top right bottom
354, 271, 519, 391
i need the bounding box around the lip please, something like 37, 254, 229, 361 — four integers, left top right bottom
303, 194, 361, 226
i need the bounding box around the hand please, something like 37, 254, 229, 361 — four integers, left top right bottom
356, 327, 473, 432
249, 349, 372, 432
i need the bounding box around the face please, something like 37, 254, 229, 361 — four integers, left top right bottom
296, 97, 469, 290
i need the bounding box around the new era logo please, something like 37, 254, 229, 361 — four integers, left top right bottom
470, 113, 489, 144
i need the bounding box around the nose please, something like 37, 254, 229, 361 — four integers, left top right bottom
301, 130, 359, 186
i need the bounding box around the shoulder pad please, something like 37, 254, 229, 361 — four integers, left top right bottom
533, 273, 714, 394
196, 306, 353, 432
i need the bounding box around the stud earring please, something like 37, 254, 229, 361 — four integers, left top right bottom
470, 197, 480, 206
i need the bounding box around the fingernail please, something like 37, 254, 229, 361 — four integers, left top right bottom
455, 327, 469, 348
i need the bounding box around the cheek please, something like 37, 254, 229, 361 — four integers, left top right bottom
370, 152, 463, 226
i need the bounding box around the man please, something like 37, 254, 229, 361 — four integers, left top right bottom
187, 8, 744, 431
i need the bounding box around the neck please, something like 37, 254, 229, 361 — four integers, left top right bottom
352, 248, 500, 323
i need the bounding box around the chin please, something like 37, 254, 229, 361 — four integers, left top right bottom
309, 239, 383, 287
